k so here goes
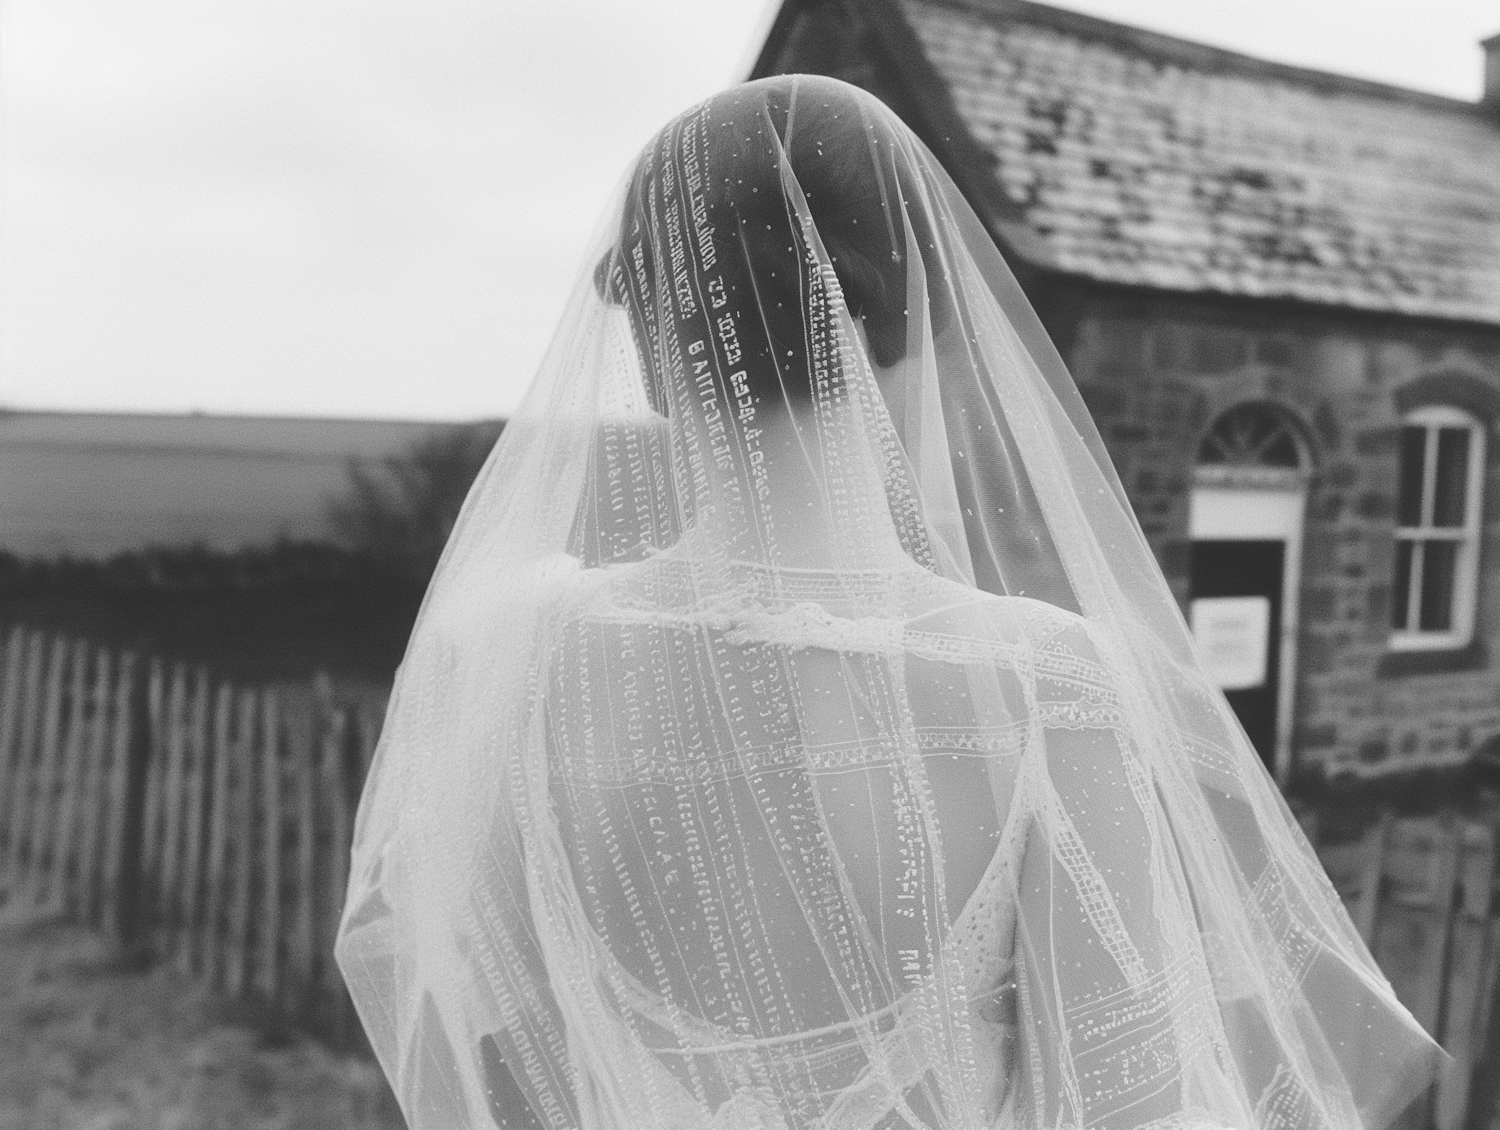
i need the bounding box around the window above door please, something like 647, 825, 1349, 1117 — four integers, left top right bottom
1194, 401, 1310, 489
1390, 404, 1486, 652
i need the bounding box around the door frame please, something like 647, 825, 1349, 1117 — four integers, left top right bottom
1189, 479, 1306, 786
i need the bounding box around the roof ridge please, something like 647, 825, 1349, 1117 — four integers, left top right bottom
917, 0, 1487, 116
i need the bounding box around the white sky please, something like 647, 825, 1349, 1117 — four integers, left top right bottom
2, 0, 1496, 422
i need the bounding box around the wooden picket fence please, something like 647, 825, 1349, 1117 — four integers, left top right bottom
1314, 812, 1500, 1130
0, 624, 386, 1048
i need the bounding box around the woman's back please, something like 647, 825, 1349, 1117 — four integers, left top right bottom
336, 75, 1442, 1130
537, 550, 1225, 1128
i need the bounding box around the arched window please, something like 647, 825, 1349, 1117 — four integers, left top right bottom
1391, 404, 1486, 650
1197, 402, 1304, 470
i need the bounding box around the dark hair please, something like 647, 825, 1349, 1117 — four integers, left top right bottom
596, 77, 953, 413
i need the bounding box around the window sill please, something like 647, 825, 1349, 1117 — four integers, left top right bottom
1377, 638, 1488, 678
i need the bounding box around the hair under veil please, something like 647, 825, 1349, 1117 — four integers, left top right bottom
336, 75, 1441, 1130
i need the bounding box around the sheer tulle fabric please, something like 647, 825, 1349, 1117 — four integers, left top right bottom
335, 75, 1440, 1130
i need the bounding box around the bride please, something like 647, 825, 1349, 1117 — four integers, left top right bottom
335, 75, 1441, 1130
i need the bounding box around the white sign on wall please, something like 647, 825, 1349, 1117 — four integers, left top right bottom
1190, 596, 1272, 691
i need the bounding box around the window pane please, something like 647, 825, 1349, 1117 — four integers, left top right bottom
1432, 427, 1471, 528
1262, 431, 1300, 467
1397, 426, 1427, 527
1418, 540, 1457, 632
1392, 539, 1414, 629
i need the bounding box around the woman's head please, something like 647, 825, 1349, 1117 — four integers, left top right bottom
596, 75, 952, 416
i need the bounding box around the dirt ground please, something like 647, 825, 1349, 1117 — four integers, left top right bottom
0, 912, 406, 1130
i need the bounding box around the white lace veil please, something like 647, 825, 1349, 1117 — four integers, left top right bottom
335, 75, 1441, 1130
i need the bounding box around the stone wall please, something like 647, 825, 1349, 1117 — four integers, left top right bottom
1041, 284, 1500, 780
754, 0, 1500, 785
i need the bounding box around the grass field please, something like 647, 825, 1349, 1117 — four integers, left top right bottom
0, 411, 448, 560
0, 912, 405, 1130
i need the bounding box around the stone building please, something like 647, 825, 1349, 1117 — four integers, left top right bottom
752, 0, 1500, 786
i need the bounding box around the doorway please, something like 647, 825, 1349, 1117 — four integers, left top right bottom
1190, 540, 1284, 765
1189, 404, 1310, 784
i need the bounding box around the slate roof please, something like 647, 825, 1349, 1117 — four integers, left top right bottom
894, 0, 1500, 323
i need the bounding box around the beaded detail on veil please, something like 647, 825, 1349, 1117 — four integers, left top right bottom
537, 556, 1116, 1128
576, 819, 1020, 1130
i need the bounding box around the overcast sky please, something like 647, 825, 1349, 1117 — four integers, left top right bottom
3, 0, 1497, 422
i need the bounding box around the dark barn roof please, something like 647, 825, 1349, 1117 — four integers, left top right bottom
756, 0, 1500, 324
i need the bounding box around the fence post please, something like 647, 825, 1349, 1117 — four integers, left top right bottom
1464, 820, 1500, 1130
1371, 817, 1463, 1130
110, 653, 154, 946
156, 664, 189, 958
1432, 819, 1496, 1130
322, 701, 357, 1045
201, 683, 233, 988
3, 633, 44, 893
138, 660, 166, 912
77, 646, 114, 927
48, 640, 91, 913
257, 689, 283, 1004
1354, 811, 1393, 945
99, 654, 132, 936
18, 634, 69, 909
225, 688, 259, 997
355, 697, 383, 791
0, 627, 27, 874
287, 692, 318, 1024
177, 668, 211, 976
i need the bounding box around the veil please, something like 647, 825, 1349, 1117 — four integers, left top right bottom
335, 75, 1442, 1130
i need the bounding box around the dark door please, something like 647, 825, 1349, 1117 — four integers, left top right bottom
1189, 539, 1284, 773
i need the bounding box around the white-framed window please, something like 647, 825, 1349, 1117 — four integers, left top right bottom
1390, 404, 1487, 650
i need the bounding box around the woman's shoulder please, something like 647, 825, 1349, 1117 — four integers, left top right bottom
903, 569, 1088, 646
542, 553, 1097, 663
421, 552, 601, 643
